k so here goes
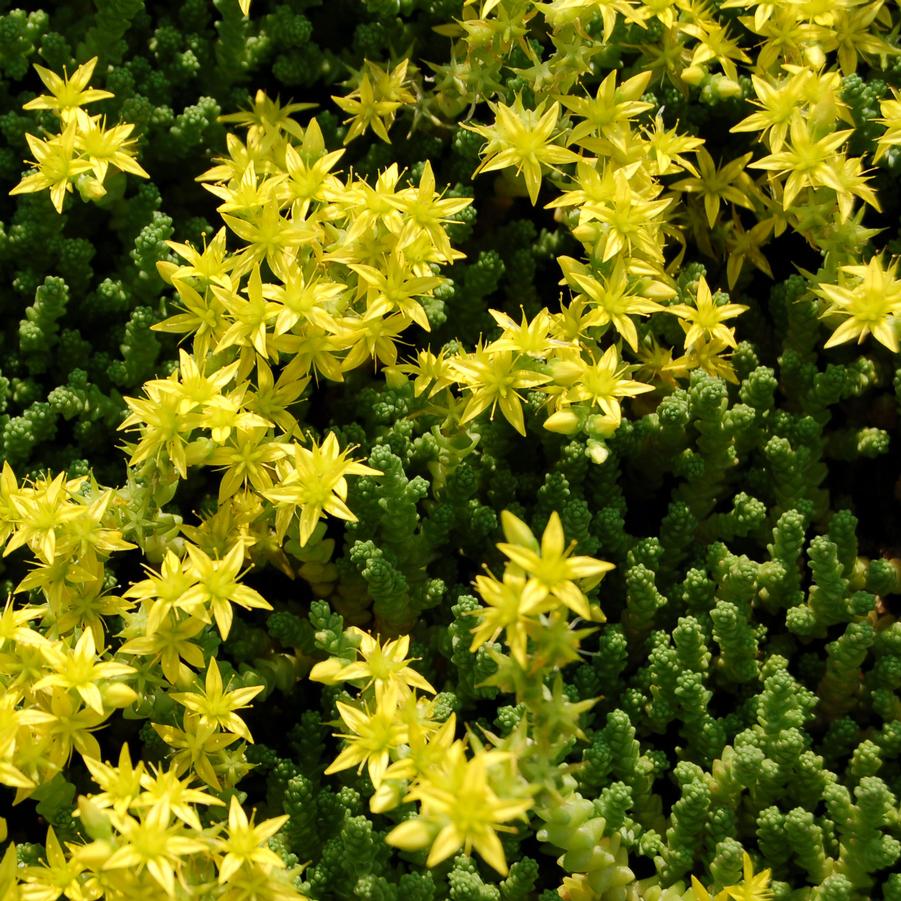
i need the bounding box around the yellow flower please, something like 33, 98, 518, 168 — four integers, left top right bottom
324, 682, 408, 787
393, 348, 456, 398
0, 843, 18, 900
169, 656, 263, 742
215, 796, 288, 884
206, 427, 286, 503
177, 541, 272, 640
0, 462, 22, 548
558, 70, 653, 144
469, 569, 547, 667
118, 381, 206, 479
136, 761, 224, 830
220, 204, 319, 279
118, 607, 207, 686
723, 216, 774, 290
102, 805, 209, 897
42, 690, 108, 771
690, 875, 725, 901
311, 626, 435, 693
35, 629, 135, 715
551, 344, 655, 420
560, 256, 667, 351
11, 59, 147, 214
671, 147, 756, 228
681, 16, 750, 84
244, 359, 309, 436
217, 89, 314, 146
347, 249, 445, 333
203, 159, 281, 216
121, 549, 198, 636
487, 308, 558, 358
830, 1, 898, 75
539, 0, 643, 40
497, 511, 612, 621
72, 111, 149, 183
152, 717, 240, 792
19, 826, 87, 901
332, 59, 415, 144
464, 94, 581, 204
391, 160, 472, 261
9, 121, 94, 213
814, 255, 901, 352
748, 113, 854, 210
875, 90, 901, 162
210, 264, 281, 360
22, 56, 113, 122
386, 742, 532, 874
730, 71, 814, 153
725, 852, 773, 900
690, 852, 773, 901
263, 432, 381, 546
82, 742, 146, 819
264, 264, 344, 338
277, 122, 345, 218
0, 694, 55, 791
823, 153, 881, 221
572, 167, 672, 263
0, 596, 45, 649
378, 707, 457, 790
677, 334, 740, 384
334, 308, 411, 372
641, 112, 704, 176
150, 275, 231, 363
634, 334, 691, 388
451, 345, 552, 436
157, 226, 235, 289
668, 276, 748, 350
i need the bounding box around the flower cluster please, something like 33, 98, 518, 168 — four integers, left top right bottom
291, 508, 614, 887
10, 56, 147, 212
3, 0, 901, 898
470, 510, 612, 667
310, 622, 533, 874
12, 780, 299, 900
118, 97, 476, 552
0, 461, 305, 898
360, 0, 901, 457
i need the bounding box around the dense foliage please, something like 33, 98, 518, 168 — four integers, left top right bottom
1, 0, 901, 898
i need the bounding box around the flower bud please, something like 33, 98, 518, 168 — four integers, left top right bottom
383, 366, 408, 390
75, 174, 107, 202
76, 797, 113, 841
544, 409, 583, 435
587, 440, 610, 465
680, 65, 706, 86
101, 682, 138, 709
587, 412, 620, 439
370, 778, 406, 814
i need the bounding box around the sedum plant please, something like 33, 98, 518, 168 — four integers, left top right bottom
1, 0, 901, 899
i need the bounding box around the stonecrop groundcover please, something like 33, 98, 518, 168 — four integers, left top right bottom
2, 0, 901, 898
